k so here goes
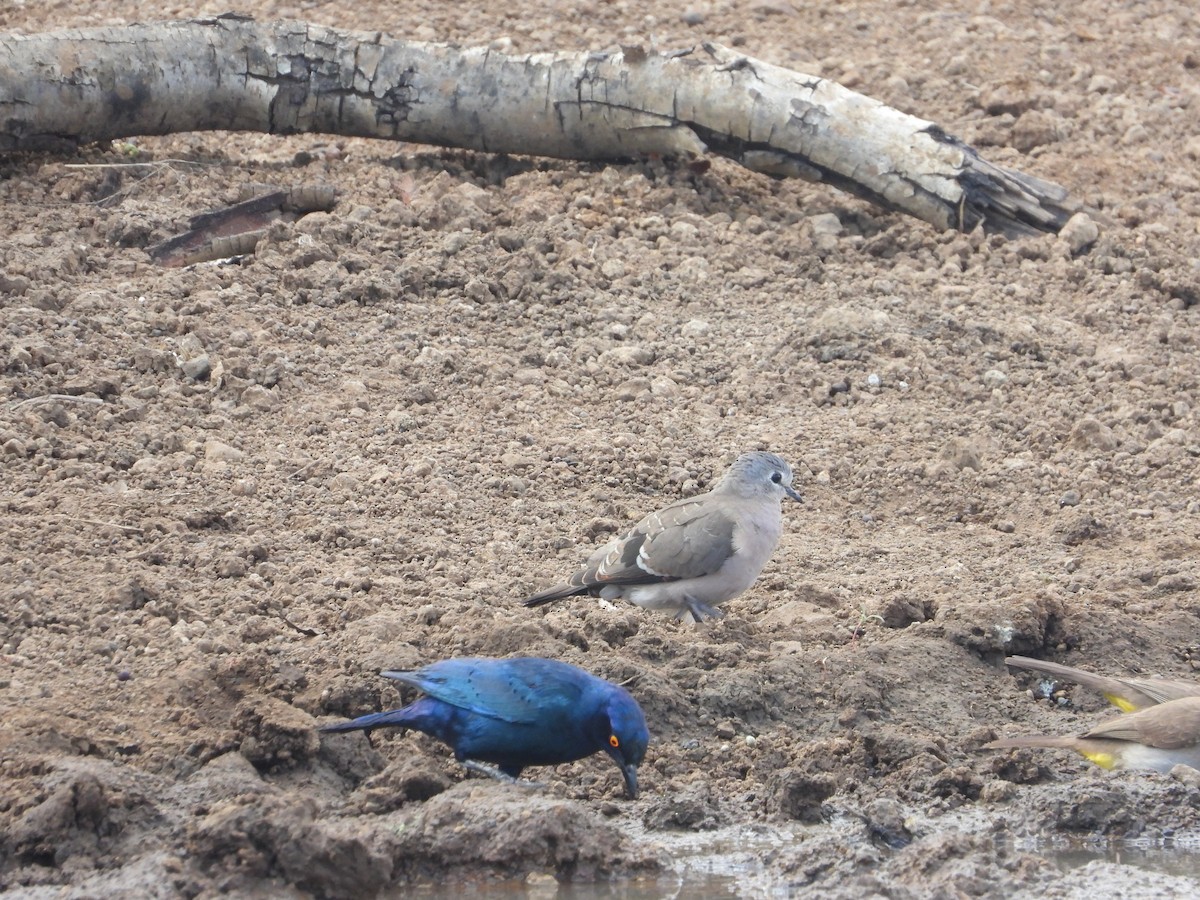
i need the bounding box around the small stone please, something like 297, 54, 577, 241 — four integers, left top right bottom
650, 376, 679, 397
600, 345, 654, 366
328, 472, 360, 494
1011, 109, 1061, 152
1157, 573, 1196, 592
130, 457, 161, 475
982, 369, 1009, 389
995, 520, 1016, 534
500, 452, 535, 470
514, 368, 545, 386
1058, 212, 1099, 255
979, 779, 1017, 803
442, 232, 471, 255
1069, 417, 1117, 452
866, 373, 882, 389
216, 555, 248, 578
932, 437, 982, 474
416, 605, 443, 626
600, 258, 626, 279
231, 478, 258, 497
715, 721, 737, 740
240, 385, 277, 411
181, 354, 211, 380
496, 230, 525, 251
615, 378, 651, 401
1170, 764, 1200, 788
681, 9, 706, 25
681, 319, 711, 338
204, 440, 244, 463
1059, 490, 1081, 507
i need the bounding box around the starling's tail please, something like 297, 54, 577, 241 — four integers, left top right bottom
319, 708, 416, 734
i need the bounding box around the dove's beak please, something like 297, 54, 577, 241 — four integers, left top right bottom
784, 485, 803, 503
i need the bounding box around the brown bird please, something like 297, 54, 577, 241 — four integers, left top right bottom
1004, 655, 1200, 712
983, 696, 1200, 773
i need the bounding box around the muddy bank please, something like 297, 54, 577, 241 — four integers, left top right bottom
3, 0, 1200, 896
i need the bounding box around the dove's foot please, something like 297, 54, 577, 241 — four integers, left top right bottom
676, 596, 725, 623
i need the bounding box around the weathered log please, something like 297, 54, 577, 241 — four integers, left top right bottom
0, 15, 1076, 236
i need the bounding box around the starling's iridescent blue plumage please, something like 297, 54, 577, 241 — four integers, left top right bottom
320, 656, 649, 798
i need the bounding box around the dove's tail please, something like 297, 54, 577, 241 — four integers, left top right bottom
523, 583, 588, 607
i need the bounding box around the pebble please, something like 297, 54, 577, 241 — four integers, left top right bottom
328, 472, 361, 494
240, 385, 277, 411
982, 369, 1008, 389
600, 345, 654, 366
1058, 212, 1099, 255
1059, 490, 1081, 507
650, 376, 679, 397
1069, 417, 1117, 452
216, 555, 248, 578
205, 440, 244, 463
180, 354, 211, 380
500, 452, 535, 470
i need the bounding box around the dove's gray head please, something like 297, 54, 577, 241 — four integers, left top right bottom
717, 451, 802, 502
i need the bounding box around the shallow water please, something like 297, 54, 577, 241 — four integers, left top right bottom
1049, 838, 1200, 880
398, 827, 1200, 899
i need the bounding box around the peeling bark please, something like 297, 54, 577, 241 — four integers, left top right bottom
0, 15, 1076, 235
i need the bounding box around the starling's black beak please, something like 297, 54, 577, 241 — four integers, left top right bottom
784, 485, 803, 502
620, 762, 639, 799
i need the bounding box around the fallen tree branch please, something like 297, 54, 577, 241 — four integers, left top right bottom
0, 15, 1076, 236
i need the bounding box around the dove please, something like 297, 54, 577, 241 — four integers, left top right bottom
525, 450, 801, 622
319, 656, 649, 798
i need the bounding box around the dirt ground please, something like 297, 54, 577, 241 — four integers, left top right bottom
3, 0, 1200, 897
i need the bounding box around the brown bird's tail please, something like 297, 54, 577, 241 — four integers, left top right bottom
1003, 655, 1199, 712
982, 735, 1079, 752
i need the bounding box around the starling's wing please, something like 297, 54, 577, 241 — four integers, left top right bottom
1083, 697, 1200, 750
383, 658, 587, 725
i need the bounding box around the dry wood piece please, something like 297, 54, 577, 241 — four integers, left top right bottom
146, 184, 336, 267
0, 15, 1076, 236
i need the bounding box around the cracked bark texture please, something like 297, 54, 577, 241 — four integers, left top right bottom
0, 15, 1076, 236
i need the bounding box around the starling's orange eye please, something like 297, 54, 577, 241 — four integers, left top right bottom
609, 735, 620, 748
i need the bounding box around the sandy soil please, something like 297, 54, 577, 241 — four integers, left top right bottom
3, 0, 1200, 897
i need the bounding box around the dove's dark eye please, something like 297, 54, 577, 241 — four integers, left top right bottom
770, 472, 783, 483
